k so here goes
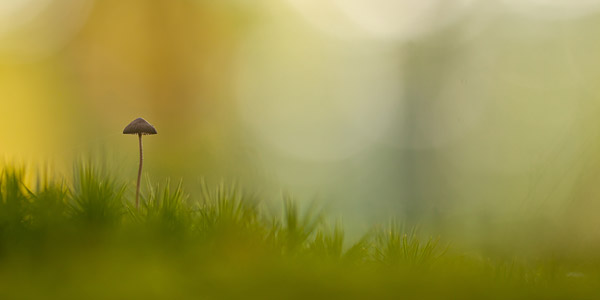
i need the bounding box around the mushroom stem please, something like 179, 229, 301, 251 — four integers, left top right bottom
136, 133, 143, 210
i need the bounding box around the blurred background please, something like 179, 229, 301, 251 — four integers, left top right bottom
2, 0, 600, 250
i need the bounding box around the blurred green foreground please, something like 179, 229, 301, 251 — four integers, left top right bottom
0, 162, 599, 299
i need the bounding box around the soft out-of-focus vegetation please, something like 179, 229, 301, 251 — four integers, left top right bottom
0, 161, 599, 299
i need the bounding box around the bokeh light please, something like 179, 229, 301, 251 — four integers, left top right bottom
235, 27, 402, 161
0, 0, 93, 61
501, 0, 600, 19
284, 0, 475, 40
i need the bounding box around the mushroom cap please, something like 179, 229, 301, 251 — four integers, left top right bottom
123, 118, 157, 135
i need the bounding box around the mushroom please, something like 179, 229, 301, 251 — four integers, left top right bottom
123, 117, 157, 209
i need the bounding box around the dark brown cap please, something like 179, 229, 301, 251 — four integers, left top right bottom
123, 118, 157, 135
